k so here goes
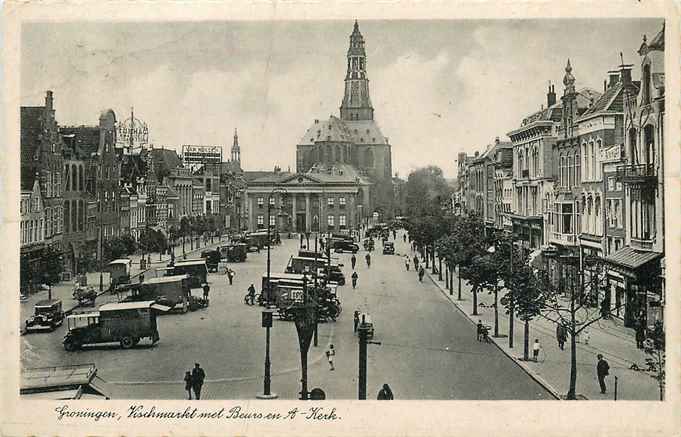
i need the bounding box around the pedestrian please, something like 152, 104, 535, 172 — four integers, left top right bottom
351, 254, 357, 270
326, 344, 335, 371
202, 283, 210, 301
635, 324, 645, 349
365, 253, 371, 268
403, 234, 407, 243
300, 233, 304, 248
413, 255, 419, 271
532, 338, 541, 362
320, 239, 325, 253
377, 383, 394, 400
418, 266, 425, 282
191, 363, 206, 400
477, 320, 484, 342
184, 371, 193, 400
596, 354, 610, 394
351, 271, 358, 289
556, 324, 566, 350
227, 269, 234, 285
392, 230, 396, 240
404, 255, 410, 271
353, 310, 360, 333
582, 328, 591, 345
247, 283, 256, 305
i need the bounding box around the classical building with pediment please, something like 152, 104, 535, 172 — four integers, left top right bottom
244, 165, 371, 234
295, 21, 394, 218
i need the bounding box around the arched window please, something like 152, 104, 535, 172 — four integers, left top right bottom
583, 143, 589, 180
644, 125, 655, 165
595, 139, 602, 180
326, 145, 332, 162
335, 145, 341, 163
517, 150, 524, 176
586, 196, 593, 233
364, 148, 374, 168
575, 153, 581, 183
642, 63, 651, 104
567, 155, 574, 188
628, 128, 638, 163
595, 196, 601, 235
64, 200, 70, 233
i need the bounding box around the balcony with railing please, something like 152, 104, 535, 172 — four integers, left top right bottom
551, 232, 577, 246
616, 163, 657, 185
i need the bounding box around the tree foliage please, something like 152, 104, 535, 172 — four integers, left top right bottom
404, 166, 452, 218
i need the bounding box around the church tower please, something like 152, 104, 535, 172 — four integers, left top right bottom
231, 128, 241, 164
340, 20, 374, 121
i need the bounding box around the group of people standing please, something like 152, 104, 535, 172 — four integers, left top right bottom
404, 254, 425, 282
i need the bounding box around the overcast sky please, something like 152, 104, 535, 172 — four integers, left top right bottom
21, 19, 662, 178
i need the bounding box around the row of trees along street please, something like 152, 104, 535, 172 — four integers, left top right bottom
401, 165, 665, 400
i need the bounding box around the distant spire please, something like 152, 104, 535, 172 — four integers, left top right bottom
563, 58, 575, 94
354, 19, 359, 32
231, 128, 240, 164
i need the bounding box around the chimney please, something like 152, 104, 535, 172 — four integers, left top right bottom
45, 90, 54, 110
547, 83, 556, 107
619, 64, 633, 87
495, 136, 500, 145
607, 70, 620, 88
603, 80, 607, 93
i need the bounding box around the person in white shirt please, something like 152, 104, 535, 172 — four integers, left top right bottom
532, 338, 541, 362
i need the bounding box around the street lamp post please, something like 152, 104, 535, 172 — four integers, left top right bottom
257, 309, 278, 399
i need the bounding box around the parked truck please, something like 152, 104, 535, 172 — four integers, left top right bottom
63, 301, 170, 351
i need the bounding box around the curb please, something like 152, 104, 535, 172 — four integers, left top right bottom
425, 270, 562, 400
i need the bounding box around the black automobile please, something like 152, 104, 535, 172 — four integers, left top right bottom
382, 241, 395, 255
332, 239, 359, 254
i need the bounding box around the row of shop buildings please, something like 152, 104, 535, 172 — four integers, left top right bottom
20, 97, 247, 289
456, 25, 665, 330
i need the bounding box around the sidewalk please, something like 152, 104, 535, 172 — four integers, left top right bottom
424, 266, 661, 400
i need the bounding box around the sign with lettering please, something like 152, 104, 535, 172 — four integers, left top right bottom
116, 116, 149, 148
182, 145, 223, 164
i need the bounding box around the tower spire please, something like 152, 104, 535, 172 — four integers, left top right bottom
340, 20, 374, 121
231, 128, 240, 164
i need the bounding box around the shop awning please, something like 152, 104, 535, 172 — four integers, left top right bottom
604, 247, 662, 271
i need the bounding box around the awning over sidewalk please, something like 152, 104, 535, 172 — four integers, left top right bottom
603, 247, 662, 276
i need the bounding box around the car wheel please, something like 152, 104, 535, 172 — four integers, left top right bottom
120, 336, 135, 349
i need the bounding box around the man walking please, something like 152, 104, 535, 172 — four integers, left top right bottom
556, 323, 566, 350
404, 255, 410, 271
202, 283, 210, 303
413, 255, 419, 271
596, 354, 610, 394
351, 254, 357, 270
351, 271, 358, 289
532, 338, 542, 362
418, 266, 425, 282
227, 269, 234, 285
365, 253, 371, 268
191, 363, 206, 400
353, 310, 360, 334
247, 283, 256, 305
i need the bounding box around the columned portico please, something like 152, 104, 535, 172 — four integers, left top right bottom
244, 169, 371, 235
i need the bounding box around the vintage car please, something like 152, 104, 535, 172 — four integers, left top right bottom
332, 239, 359, 253
362, 238, 375, 251
25, 299, 65, 332
382, 241, 395, 255
63, 301, 170, 351
200, 249, 222, 272
107, 259, 132, 290
219, 243, 248, 262
119, 274, 193, 313
168, 259, 208, 288
285, 256, 346, 285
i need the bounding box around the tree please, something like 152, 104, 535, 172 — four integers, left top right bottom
450, 214, 487, 301
644, 320, 665, 401
404, 166, 452, 219
461, 252, 498, 316
103, 237, 128, 262
501, 263, 545, 360
539, 255, 624, 400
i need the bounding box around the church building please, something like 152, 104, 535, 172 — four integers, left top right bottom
295, 21, 394, 217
